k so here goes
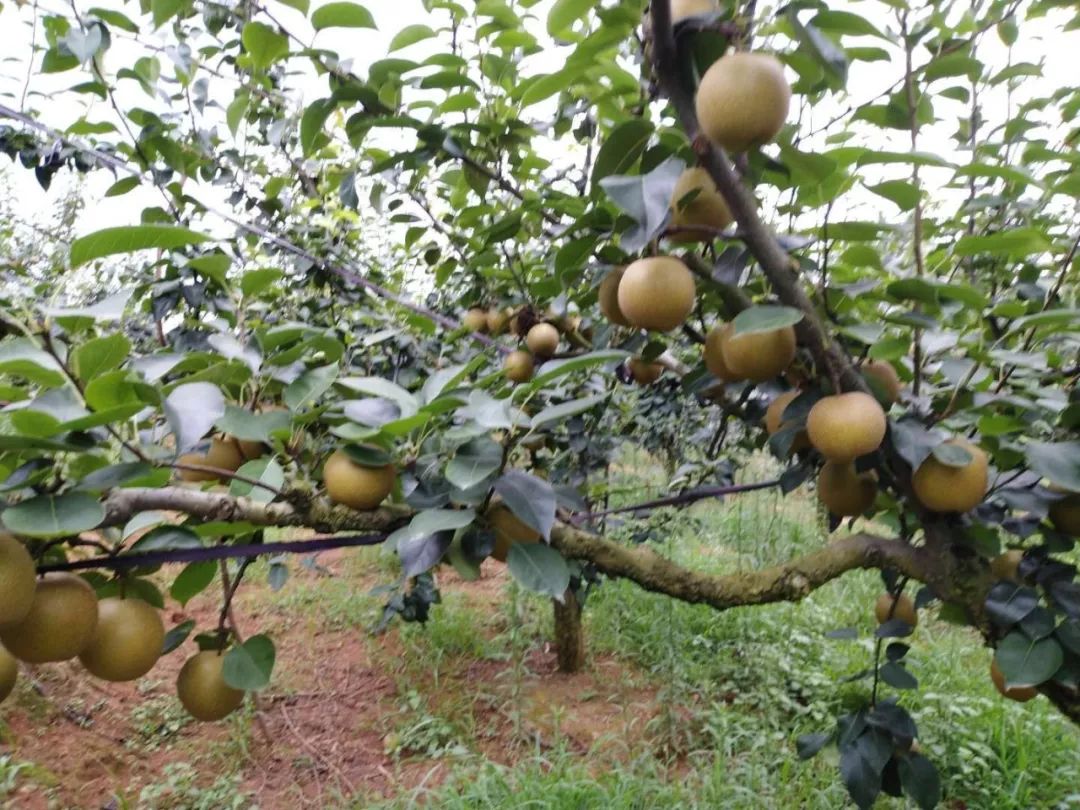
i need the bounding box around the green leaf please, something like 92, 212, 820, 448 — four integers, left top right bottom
241, 267, 284, 297
809, 10, 887, 39
215, 405, 290, 443
954, 228, 1051, 258
300, 99, 336, 156
0, 339, 66, 386
590, 119, 654, 189
151, 0, 185, 28
931, 442, 972, 468
170, 561, 216, 607
222, 634, 275, 691
898, 753, 942, 810
338, 376, 420, 416
161, 619, 195, 654
530, 350, 628, 387
44, 290, 133, 327
70, 226, 209, 266
445, 437, 502, 490
277, 0, 309, 13
732, 306, 804, 336
1024, 441, 1080, 492
389, 24, 435, 51
73, 334, 130, 383
495, 470, 556, 541
995, 630, 1063, 687
242, 22, 289, 70
599, 156, 684, 252
284, 364, 338, 410
388, 509, 476, 577
866, 180, 920, 212
2, 493, 106, 538
531, 394, 607, 428
506, 543, 570, 599
518, 69, 576, 107
547, 0, 596, 37
104, 176, 140, 197
342, 443, 393, 467
788, 11, 847, 90
1010, 309, 1080, 332
879, 661, 918, 689
311, 2, 376, 30
164, 382, 226, 453
229, 458, 285, 504
129, 525, 204, 552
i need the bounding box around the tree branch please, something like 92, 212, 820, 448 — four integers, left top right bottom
551, 525, 926, 611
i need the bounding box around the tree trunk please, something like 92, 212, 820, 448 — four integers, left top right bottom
553, 588, 585, 673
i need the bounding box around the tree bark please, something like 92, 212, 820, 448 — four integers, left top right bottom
552, 589, 586, 673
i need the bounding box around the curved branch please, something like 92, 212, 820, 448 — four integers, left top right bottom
552, 525, 926, 610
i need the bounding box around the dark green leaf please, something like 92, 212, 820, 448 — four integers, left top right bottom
222, 634, 275, 690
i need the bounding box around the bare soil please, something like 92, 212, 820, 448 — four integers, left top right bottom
0, 553, 661, 809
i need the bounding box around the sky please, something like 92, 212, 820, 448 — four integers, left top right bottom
0, 0, 1075, 258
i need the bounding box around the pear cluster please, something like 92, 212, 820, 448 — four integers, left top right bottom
0, 532, 248, 722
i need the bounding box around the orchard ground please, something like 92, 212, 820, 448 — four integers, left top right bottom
1, 451, 1077, 809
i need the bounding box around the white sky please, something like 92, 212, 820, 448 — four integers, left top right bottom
0, 1, 1075, 257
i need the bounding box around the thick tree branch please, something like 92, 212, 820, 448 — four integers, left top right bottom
551, 525, 926, 610
100, 486, 409, 534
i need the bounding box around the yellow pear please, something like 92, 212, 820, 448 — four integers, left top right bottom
720, 324, 797, 383
669, 167, 732, 242
487, 307, 512, 335
703, 323, 740, 381
598, 268, 630, 327
78, 597, 165, 682
990, 659, 1038, 702
617, 257, 696, 332
875, 593, 917, 628
672, 0, 719, 22
695, 52, 791, 153
0, 573, 99, 663
0, 644, 16, 704
463, 308, 489, 333
488, 505, 541, 562
806, 392, 887, 462
862, 360, 902, 406
504, 350, 535, 384
628, 357, 664, 385
177, 650, 245, 721
177, 437, 245, 483
990, 549, 1024, 583
526, 323, 560, 357
765, 390, 810, 453
818, 461, 877, 517
912, 439, 988, 513
0, 533, 36, 627
323, 450, 396, 511
1048, 490, 1080, 536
